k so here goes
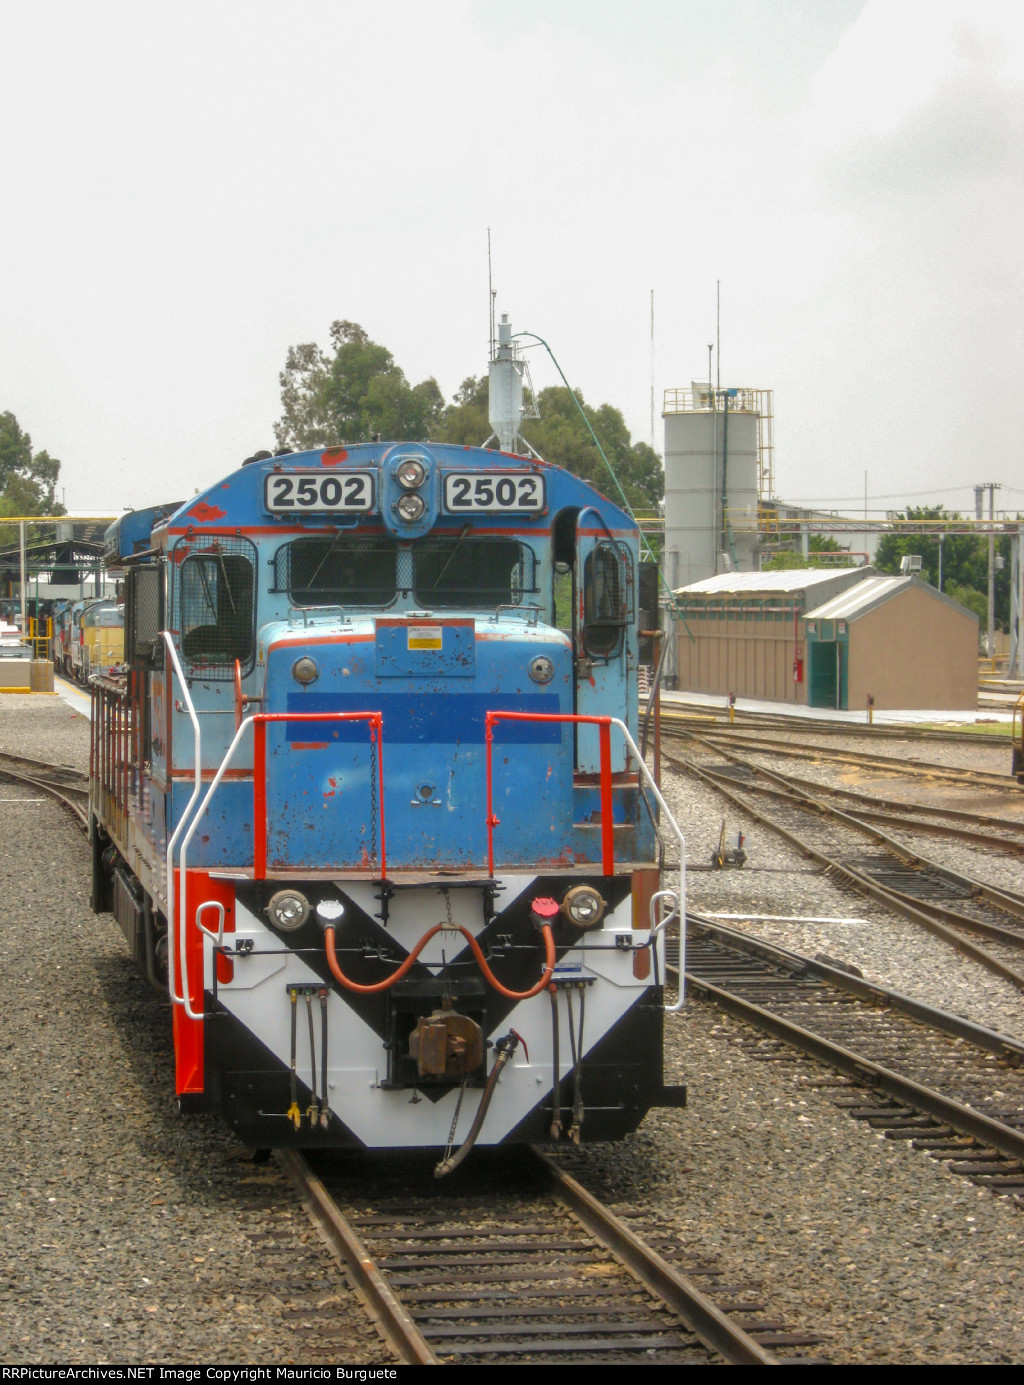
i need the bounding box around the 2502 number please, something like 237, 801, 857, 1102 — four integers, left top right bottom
444, 473, 544, 512
264, 472, 375, 513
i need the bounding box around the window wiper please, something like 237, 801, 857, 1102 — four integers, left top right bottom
195, 559, 217, 620
217, 554, 238, 616
425, 525, 471, 590
303, 531, 349, 593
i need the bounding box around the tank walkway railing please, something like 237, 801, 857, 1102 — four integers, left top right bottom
485, 710, 687, 1008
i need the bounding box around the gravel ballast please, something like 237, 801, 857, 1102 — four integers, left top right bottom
0, 696, 389, 1365
2, 694, 1023, 1363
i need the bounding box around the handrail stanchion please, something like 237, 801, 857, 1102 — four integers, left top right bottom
174, 709, 385, 1020
253, 718, 268, 878
485, 716, 497, 878
485, 709, 685, 1012
162, 631, 203, 1012
598, 718, 614, 874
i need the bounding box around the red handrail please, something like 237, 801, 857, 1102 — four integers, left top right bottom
250, 711, 386, 878
485, 711, 615, 875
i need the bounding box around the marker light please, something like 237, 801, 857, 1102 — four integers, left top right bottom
266, 890, 310, 931
562, 885, 606, 930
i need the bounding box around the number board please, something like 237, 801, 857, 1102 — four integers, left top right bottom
264, 471, 376, 514
443, 472, 545, 514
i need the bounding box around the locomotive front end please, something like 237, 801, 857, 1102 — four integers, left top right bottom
93, 439, 684, 1165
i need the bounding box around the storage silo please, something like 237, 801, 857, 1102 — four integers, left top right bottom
662, 385, 768, 588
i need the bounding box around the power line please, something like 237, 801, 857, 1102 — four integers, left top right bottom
785, 485, 990, 504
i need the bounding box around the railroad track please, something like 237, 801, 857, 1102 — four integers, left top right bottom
276, 1145, 826, 1365
677, 918, 1024, 1204
651, 704, 1013, 749
665, 738, 1024, 991
710, 762, 1024, 855
0, 749, 89, 831
665, 726, 1017, 793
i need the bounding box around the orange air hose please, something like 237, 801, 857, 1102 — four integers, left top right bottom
324, 921, 557, 999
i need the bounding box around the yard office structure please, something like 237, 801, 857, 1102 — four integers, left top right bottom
672, 568, 978, 711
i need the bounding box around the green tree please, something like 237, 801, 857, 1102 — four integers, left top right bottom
519, 387, 663, 512
0, 411, 62, 517
873, 506, 1011, 627
276, 327, 665, 511
432, 376, 493, 448
274, 321, 444, 449
945, 581, 987, 624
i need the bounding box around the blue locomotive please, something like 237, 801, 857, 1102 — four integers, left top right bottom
90, 439, 684, 1168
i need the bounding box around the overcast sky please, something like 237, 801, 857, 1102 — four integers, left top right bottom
1, 0, 1021, 519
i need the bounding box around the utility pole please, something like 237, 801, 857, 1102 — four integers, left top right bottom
976, 482, 1001, 661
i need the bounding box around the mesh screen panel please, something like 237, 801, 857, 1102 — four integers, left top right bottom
583, 541, 632, 657
273, 536, 397, 606
126, 565, 164, 670
412, 537, 536, 608
173, 536, 257, 680
638, 560, 660, 665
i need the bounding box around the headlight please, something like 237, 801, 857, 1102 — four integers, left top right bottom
292, 656, 319, 685
396, 458, 427, 489
266, 890, 310, 931
562, 885, 606, 930
396, 492, 426, 522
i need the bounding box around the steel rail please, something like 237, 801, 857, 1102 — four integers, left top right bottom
0, 753, 89, 833
680, 966, 1024, 1167
275, 1149, 440, 1366
528, 1146, 778, 1365
0, 749, 90, 786
283, 1141, 779, 1366
708, 769, 1024, 854
683, 734, 1024, 926
671, 751, 1024, 991
687, 914, 1024, 1062
687, 728, 1016, 791
650, 703, 1014, 748
711, 763, 1024, 850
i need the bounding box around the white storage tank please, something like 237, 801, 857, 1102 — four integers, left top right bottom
662, 385, 764, 588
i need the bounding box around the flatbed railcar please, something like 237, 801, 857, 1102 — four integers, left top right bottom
89, 441, 685, 1167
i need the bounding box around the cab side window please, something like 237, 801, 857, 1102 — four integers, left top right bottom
582, 541, 632, 658
174, 539, 257, 679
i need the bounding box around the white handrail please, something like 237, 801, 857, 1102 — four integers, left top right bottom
162, 632, 203, 1013
605, 718, 687, 1013
176, 715, 255, 1020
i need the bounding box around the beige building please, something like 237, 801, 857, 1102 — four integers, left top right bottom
672, 569, 978, 710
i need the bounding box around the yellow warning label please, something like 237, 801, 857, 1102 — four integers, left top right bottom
408, 625, 443, 650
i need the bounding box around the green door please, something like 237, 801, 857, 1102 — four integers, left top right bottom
808, 640, 837, 708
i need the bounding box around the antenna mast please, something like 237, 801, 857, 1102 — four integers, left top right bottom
649, 289, 655, 449
488, 228, 496, 359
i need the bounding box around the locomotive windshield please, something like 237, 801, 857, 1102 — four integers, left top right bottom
275, 536, 397, 606
412, 536, 534, 608
273, 533, 535, 611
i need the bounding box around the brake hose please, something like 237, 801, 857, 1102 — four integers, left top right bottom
434, 1030, 522, 1179
549, 984, 562, 1140
324, 921, 557, 1000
